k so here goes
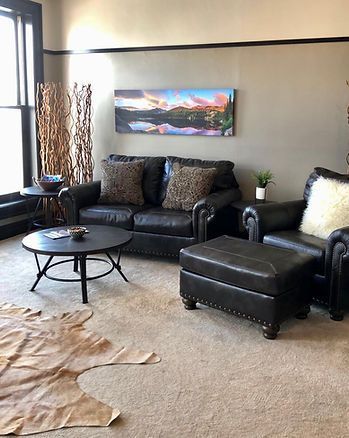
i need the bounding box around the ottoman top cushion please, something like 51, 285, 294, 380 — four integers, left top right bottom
180, 236, 315, 296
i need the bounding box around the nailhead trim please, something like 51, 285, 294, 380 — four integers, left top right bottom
124, 247, 178, 258
181, 292, 273, 327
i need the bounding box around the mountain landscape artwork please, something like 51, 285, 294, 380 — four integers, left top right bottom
114, 88, 234, 136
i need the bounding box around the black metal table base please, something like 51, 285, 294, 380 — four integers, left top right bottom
25, 197, 66, 234
30, 250, 128, 303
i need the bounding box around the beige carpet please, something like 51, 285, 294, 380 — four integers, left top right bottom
0, 234, 348, 438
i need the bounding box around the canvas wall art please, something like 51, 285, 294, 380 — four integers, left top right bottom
114, 88, 234, 136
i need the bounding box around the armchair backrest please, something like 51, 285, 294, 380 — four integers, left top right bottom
303, 167, 349, 202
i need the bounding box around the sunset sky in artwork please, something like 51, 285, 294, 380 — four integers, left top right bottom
114, 89, 234, 111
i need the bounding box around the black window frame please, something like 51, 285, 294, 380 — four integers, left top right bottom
0, 0, 43, 204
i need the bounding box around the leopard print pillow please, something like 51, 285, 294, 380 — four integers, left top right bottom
162, 163, 216, 211
99, 159, 145, 205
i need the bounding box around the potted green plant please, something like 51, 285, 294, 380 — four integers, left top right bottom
252, 170, 275, 201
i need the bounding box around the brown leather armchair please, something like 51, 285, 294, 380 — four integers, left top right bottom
243, 167, 349, 321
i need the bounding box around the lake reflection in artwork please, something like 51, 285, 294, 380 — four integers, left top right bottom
114, 89, 234, 136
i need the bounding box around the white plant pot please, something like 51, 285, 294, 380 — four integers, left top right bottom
256, 187, 266, 200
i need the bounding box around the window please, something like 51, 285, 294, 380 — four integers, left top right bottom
0, 0, 43, 200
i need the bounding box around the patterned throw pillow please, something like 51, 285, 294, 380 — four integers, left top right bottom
99, 159, 145, 205
162, 163, 216, 211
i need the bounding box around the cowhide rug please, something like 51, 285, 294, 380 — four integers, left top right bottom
0, 303, 160, 435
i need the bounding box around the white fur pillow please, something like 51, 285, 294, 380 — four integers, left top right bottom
300, 176, 349, 239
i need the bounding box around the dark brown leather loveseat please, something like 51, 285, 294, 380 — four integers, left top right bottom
59, 155, 241, 256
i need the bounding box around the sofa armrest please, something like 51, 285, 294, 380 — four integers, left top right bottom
325, 226, 349, 318
59, 181, 101, 225
242, 199, 306, 243
193, 188, 241, 242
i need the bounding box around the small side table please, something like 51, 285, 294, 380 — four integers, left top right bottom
231, 200, 275, 238
20, 186, 66, 233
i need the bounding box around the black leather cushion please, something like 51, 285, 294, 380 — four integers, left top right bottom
108, 155, 166, 205
303, 167, 349, 202
180, 235, 315, 296
134, 207, 193, 237
263, 230, 326, 274
159, 156, 239, 203
79, 204, 150, 230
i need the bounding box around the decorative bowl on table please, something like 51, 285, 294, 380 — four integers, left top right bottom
33, 175, 65, 192
67, 226, 87, 240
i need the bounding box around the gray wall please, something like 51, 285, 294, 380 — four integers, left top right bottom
44, 41, 349, 201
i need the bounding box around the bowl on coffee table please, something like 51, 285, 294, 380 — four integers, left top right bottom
67, 226, 87, 240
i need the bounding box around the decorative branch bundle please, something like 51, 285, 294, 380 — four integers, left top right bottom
36, 82, 94, 186
71, 83, 94, 184
36, 83, 73, 184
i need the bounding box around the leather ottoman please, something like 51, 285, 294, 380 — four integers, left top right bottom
179, 235, 316, 339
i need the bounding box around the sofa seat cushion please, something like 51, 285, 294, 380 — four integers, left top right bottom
180, 235, 315, 296
263, 230, 326, 274
134, 207, 193, 237
79, 204, 150, 230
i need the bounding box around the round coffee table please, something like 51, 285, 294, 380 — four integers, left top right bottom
22, 225, 132, 303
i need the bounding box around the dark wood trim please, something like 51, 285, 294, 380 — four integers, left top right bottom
0, 191, 23, 203
0, 218, 28, 240
0, 105, 22, 109
0, 0, 41, 15
21, 16, 29, 105
31, 2, 44, 177
43, 36, 349, 56
0, 0, 44, 184
0, 0, 43, 227
21, 106, 32, 186
0, 198, 35, 220
14, 15, 21, 105
0, 198, 38, 240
